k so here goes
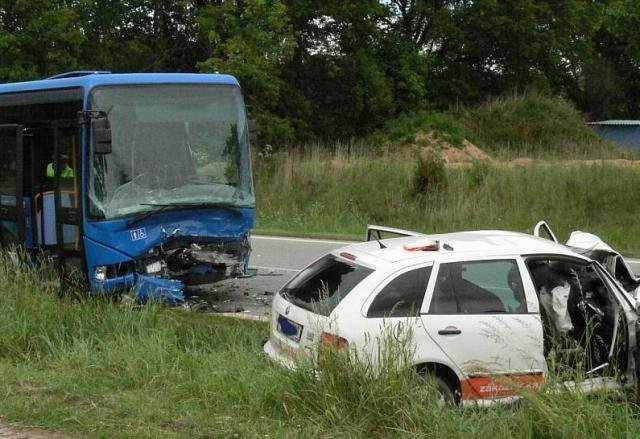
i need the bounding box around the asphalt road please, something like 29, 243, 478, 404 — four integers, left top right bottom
198, 235, 640, 319
188, 235, 351, 316
249, 235, 352, 272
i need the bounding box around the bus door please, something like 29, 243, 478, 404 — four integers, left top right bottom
51, 121, 84, 279
0, 125, 25, 248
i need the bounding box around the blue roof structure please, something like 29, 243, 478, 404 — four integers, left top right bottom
588, 120, 640, 126
588, 120, 640, 149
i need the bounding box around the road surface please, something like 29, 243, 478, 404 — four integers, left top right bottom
194, 235, 640, 319
190, 235, 352, 316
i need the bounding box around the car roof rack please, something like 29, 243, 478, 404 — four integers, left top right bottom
46, 70, 111, 80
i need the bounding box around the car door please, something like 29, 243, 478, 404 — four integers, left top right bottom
420, 257, 546, 400
352, 263, 434, 369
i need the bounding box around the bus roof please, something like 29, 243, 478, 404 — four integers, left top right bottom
0, 72, 240, 97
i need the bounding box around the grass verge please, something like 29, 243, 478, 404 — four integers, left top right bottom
1, 254, 640, 437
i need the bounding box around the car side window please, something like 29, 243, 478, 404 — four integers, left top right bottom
367, 266, 432, 318
429, 260, 527, 314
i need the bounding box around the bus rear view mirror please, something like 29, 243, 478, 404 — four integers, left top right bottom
91, 117, 112, 154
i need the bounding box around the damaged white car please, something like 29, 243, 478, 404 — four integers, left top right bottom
534, 221, 640, 299
264, 223, 640, 405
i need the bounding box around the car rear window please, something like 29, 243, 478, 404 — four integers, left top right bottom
280, 255, 374, 316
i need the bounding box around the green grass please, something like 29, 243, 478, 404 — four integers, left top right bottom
255, 150, 640, 254
2, 254, 640, 437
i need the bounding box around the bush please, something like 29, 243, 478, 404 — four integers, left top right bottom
413, 151, 447, 194
461, 93, 608, 153
465, 159, 494, 187
370, 93, 612, 156
371, 110, 470, 148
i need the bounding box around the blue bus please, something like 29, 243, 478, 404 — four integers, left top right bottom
0, 71, 255, 303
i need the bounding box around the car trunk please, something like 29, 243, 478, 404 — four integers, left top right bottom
268, 293, 331, 366
267, 253, 374, 366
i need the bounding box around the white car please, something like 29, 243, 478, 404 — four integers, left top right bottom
534, 221, 640, 299
264, 224, 640, 405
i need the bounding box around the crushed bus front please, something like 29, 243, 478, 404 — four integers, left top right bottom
0, 72, 255, 303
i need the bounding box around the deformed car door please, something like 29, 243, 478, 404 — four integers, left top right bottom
420, 257, 546, 400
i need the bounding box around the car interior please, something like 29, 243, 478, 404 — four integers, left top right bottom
526, 257, 627, 376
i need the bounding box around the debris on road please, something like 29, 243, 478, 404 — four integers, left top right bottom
178, 268, 283, 317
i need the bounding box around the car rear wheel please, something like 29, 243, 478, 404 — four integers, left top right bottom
433, 376, 459, 406
418, 370, 460, 406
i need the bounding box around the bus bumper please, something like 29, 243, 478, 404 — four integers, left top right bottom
133, 275, 184, 304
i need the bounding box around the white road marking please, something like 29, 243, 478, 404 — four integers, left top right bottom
218, 312, 269, 322
252, 235, 355, 245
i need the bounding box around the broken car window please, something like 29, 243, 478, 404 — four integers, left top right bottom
367, 266, 432, 318
280, 255, 374, 317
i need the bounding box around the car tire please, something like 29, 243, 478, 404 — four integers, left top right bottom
417, 369, 460, 406
433, 376, 459, 406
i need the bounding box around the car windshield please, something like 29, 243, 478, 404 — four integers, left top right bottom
88, 84, 254, 219
280, 255, 374, 316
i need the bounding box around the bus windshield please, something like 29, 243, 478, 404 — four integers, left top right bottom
88, 84, 254, 220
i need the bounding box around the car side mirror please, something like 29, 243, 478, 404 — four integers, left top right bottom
91, 117, 112, 154
248, 118, 258, 145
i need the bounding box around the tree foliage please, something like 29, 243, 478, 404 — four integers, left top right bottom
0, 0, 638, 144
197, 0, 296, 143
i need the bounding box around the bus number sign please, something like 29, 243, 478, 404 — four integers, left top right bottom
130, 228, 147, 241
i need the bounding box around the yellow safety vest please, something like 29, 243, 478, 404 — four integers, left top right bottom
46, 163, 74, 178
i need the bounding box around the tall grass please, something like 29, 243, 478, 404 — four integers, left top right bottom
1, 253, 640, 437
255, 149, 640, 254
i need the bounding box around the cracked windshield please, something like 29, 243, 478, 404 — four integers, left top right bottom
89, 84, 254, 219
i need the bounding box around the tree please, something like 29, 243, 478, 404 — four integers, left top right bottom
197, 0, 296, 144
0, 0, 85, 80
76, 0, 206, 73
593, 0, 640, 118
382, 0, 456, 54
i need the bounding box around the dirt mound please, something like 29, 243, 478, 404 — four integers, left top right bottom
412, 130, 492, 165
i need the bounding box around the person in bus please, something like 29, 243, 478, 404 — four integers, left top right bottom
46, 154, 74, 179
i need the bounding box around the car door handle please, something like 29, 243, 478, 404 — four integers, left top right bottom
438, 327, 461, 336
